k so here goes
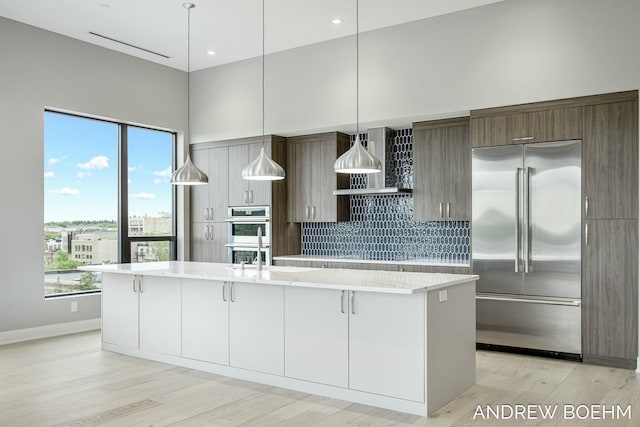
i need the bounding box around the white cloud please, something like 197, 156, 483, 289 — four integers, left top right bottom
129, 192, 156, 199
77, 155, 109, 170
128, 178, 132, 185
153, 178, 161, 185
153, 166, 172, 177
128, 166, 136, 172
76, 171, 92, 179
44, 171, 55, 178
48, 156, 66, 165
49, 188, 80, 196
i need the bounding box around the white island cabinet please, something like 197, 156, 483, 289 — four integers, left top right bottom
82, 261, 477, 417
102, 273, 181, 357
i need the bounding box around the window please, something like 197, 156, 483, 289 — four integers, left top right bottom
44, 111, 177, 297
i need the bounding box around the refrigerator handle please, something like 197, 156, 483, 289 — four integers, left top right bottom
515, 168, 521, 273
523, 167, 531, 273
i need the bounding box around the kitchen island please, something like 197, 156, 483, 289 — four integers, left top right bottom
80, 261, 478, 416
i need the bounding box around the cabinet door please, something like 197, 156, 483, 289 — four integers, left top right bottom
209, 147, 229, 221
247, 142, 272, 206
190, 149, 210, 222
583, 220, 638, 362
507, 111, 546, 144
413, 128, 446, 221
102, 273, 139, 349
182, 279, 229, 365
284, 287, 348, 387
190, 222, 210, 262
228, 144, 249, 206
314, 138, 339, 222
444, 125, 471, 220
229, 282, 284, 375
210, 222, 228, 263
287, 141, 312, 222
545, 107, 582, 142
138, 276, 181, 356
470, 115, 508, 147
583, 101, 638, 219
349, 291, 425, 402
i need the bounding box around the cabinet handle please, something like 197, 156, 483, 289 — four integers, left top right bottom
204, 208, 209, 221
306, 206, 310, 219
312, 206, 316, 219
341, 290, 346, 314
138, 276, 143, 293
512, 136, 534, 142
447, 202, 451, 219
132, 276, 137, 293
439, 202, 443, 218
222, 282, 228, 302
243, 190, 248, 204
585, 222, 589, 246
351, 291, 356, 315
230, 283, 235, 302
585, 196, 589, 217
249, 190, 254, 203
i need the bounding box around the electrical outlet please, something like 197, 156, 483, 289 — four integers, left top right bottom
70, 301, 78, 312
439, 290, 448, 302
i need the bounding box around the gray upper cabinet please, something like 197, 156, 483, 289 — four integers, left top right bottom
471, 107, 582, 148
286, 132, 350, 223
582, 219, 638, 368
228, 142, 272, 207
413, 118, 470, 221
583, 100, 638, 220
191, 146, 229, 222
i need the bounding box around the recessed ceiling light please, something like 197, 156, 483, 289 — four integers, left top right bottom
100, 3, 110, 7
331, 18, 343, 24
207, 50, 216, 56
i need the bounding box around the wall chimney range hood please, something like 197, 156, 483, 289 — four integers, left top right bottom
333, 127, 412, 196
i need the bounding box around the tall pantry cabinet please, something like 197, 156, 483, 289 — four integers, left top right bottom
190, 135, 300, 264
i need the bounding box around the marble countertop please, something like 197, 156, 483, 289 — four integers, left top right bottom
272, 254, 471, 268
80, 261, 478, 294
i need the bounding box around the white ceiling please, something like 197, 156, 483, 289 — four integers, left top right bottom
0, 0, 504, 71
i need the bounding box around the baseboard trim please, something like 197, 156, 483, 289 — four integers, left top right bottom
583, 353, 637, 370
0, 319, 101, 346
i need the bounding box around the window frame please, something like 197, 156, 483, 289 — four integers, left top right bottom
44, 110, 178, 298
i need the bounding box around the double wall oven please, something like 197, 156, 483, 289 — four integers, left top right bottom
225, 206, 270, 265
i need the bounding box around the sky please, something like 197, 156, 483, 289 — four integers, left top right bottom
44, 112, 174, 222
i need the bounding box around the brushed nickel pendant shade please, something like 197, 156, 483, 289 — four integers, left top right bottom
242, 0, 285, 181
334, 0, 382, 174
171, 3, 209, 186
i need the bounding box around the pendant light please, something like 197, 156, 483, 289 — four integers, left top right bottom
171, 3, 209, 186
333, 0, 382, 174
242, 0, 285, 181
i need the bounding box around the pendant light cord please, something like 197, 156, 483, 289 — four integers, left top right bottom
262, 0, 266, 148
356, 0, 359, 139
186, 3, 194, 154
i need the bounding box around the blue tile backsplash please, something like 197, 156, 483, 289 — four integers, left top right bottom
301, 129, 470, 263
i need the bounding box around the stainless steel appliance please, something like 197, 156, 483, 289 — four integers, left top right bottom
472, 140, 581, 356
226, 206, 271, 265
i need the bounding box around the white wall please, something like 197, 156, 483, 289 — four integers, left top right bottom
0, 17, 187, 334
190, 0, 640, 142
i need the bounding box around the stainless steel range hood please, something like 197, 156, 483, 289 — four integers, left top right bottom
333, 127, 412, 196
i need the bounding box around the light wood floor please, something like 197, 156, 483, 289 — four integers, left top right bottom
1, 331, 639, 426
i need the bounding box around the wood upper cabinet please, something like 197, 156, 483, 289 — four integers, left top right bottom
191, 146, 229, 222
583, 100, 638, 219
472, 107, 582, 147
413, 118, 470, 221
583, 219, 638, 367
228, 142, 272, 207
286, 132, 350, 223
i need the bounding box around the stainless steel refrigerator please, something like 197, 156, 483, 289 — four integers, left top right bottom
472, 140, 582, 356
